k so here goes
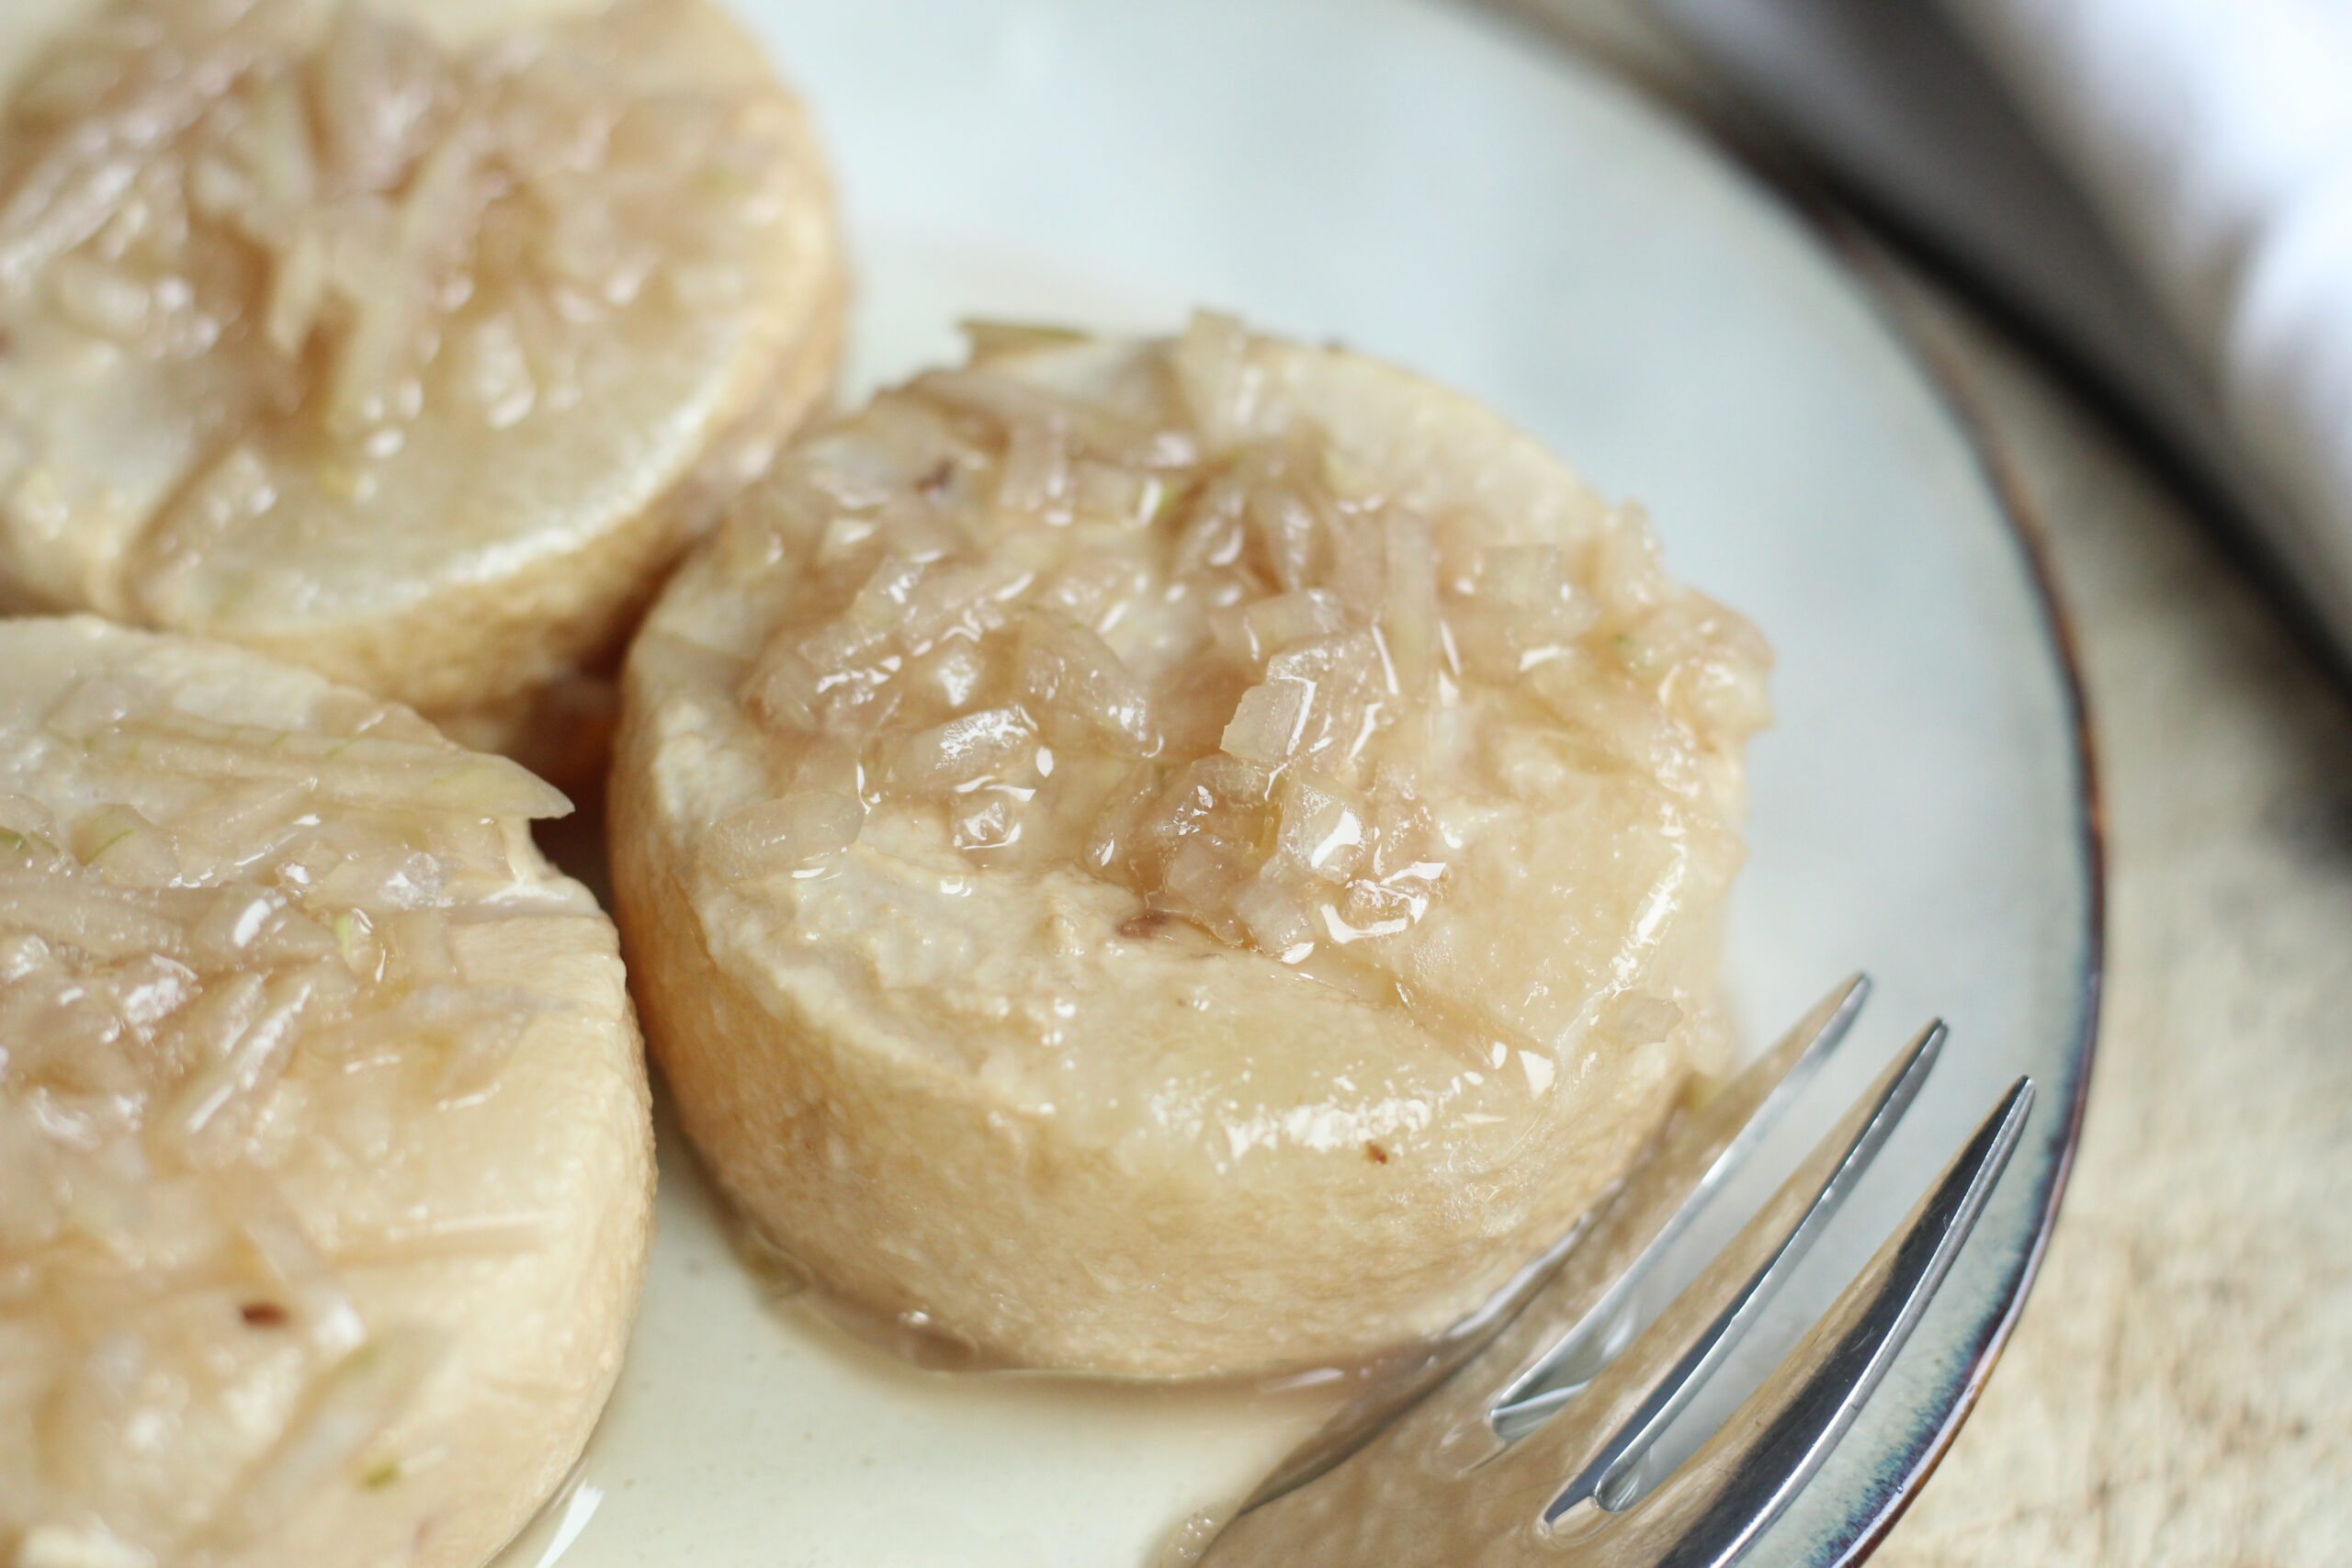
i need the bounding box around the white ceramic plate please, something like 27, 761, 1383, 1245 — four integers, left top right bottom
506, 2, 2100, 1563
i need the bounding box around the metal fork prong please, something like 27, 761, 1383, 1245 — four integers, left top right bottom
1587, 1077, 2035, 1568
1199, 1011, 1961, 1568
1490, 975, 1871, 1431
1538, 1019, 1947, 1529
1231, 975, 1871, 1515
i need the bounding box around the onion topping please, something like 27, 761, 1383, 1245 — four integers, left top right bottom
715, 315, 1772, 981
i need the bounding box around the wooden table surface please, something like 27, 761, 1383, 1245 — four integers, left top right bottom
1878, 250, 2352, 1568
1503, 6, 2351, 1562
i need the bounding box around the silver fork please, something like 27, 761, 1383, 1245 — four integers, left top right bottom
1197, 976, 2034, 1568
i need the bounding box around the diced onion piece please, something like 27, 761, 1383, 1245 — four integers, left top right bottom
742, 640, 822, 732
85, 717, 571, 820
950, 787, 1025, 853
885, 707, 1035, 796
996, 420, 1071, 520
70, 805, 179, 886
1379, 509, 1439, 697
910, 638, 989, 711
202, 1325, 447, 1549
1240, 589, 1345, 662
0, 877, 188, 959
1220, 678, 1311, 765
417, 985, 542, 1099
14, 1522, 153, 1568
1017, 615, 1158, 757
1600, 991, 1684, 1048
168, 777, 315, 863
1070, 459, 1164, 527
229, 1167, 368, 1357
332, 908, 384, 981
0, 792, 56, 838
900, 558, 1034, 647
163, 966, 327, 1160
1481, 544, 1599, 652
189, 887, 282, 964
44, 678, 140, 740
1245, 481, 1323, 592
1158, 835, 1248, 938
1263, 631, 1385, 768
1525, 649, 1703, 795
1233, 877, 1316, 963
265, 223, 331, 357
1275, 773, 1367, 883
50, 255, 152, 340
163, 969, 266, 1075
797, 553, 924, 671
702, 793, 865, 881
959, 318, 1090, 359
303, 982, 538, 1086
1171, 309, 1259, 450
308, 846, 447, 911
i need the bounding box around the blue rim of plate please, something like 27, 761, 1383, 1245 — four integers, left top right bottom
1824, 243, 2105, 1565
1671, 107, 2109, 1566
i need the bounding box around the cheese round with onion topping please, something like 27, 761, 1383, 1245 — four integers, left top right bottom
0, 617, 651, 1568
613, 317, 1770, 1377
0, 0, 842, 779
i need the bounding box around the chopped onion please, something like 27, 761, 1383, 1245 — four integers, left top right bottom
1017, 614, 1158, 758
229, 1167, 368, 1358
1219, 678, 1312, 766
163, 965, 326, 1160
702, 792, 865, 880
14, 1523, 153, 1568
1232, 877, 1316, 964
996, 420, 1072, 521
1239, 589, 1345, 662
717, 320, 1764, 974
264, 223, 329, 357
958, 318, 1090, 359
451, 308, 537, 428
202, 1324, 447, 1548
1379, 509, 1438, 697
0, 877, 187, 960
87, 716, 571, 820
1275, 774, 1366, 883
1244, 482, 1323, 592
1070, 458, 1163, 528
50, 255, 152, 340
305, 6, 447, 191
70, 804, 180, 886
885, 707, 1035, 796
1170, 309, 1259, 449
44, 678, 140, 741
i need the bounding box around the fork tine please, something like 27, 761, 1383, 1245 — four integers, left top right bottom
1200, 1009, 1946, 1568
1490, 975, 1872, 1435
1586, 1077, 2035, 1568
1534, 1019, 1947, 1532
1231, 975, 1871, 1514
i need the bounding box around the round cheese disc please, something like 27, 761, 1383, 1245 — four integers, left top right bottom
613, 316, 1770, 1377
0, 0, 843, 779
0, 615, 652, 1568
